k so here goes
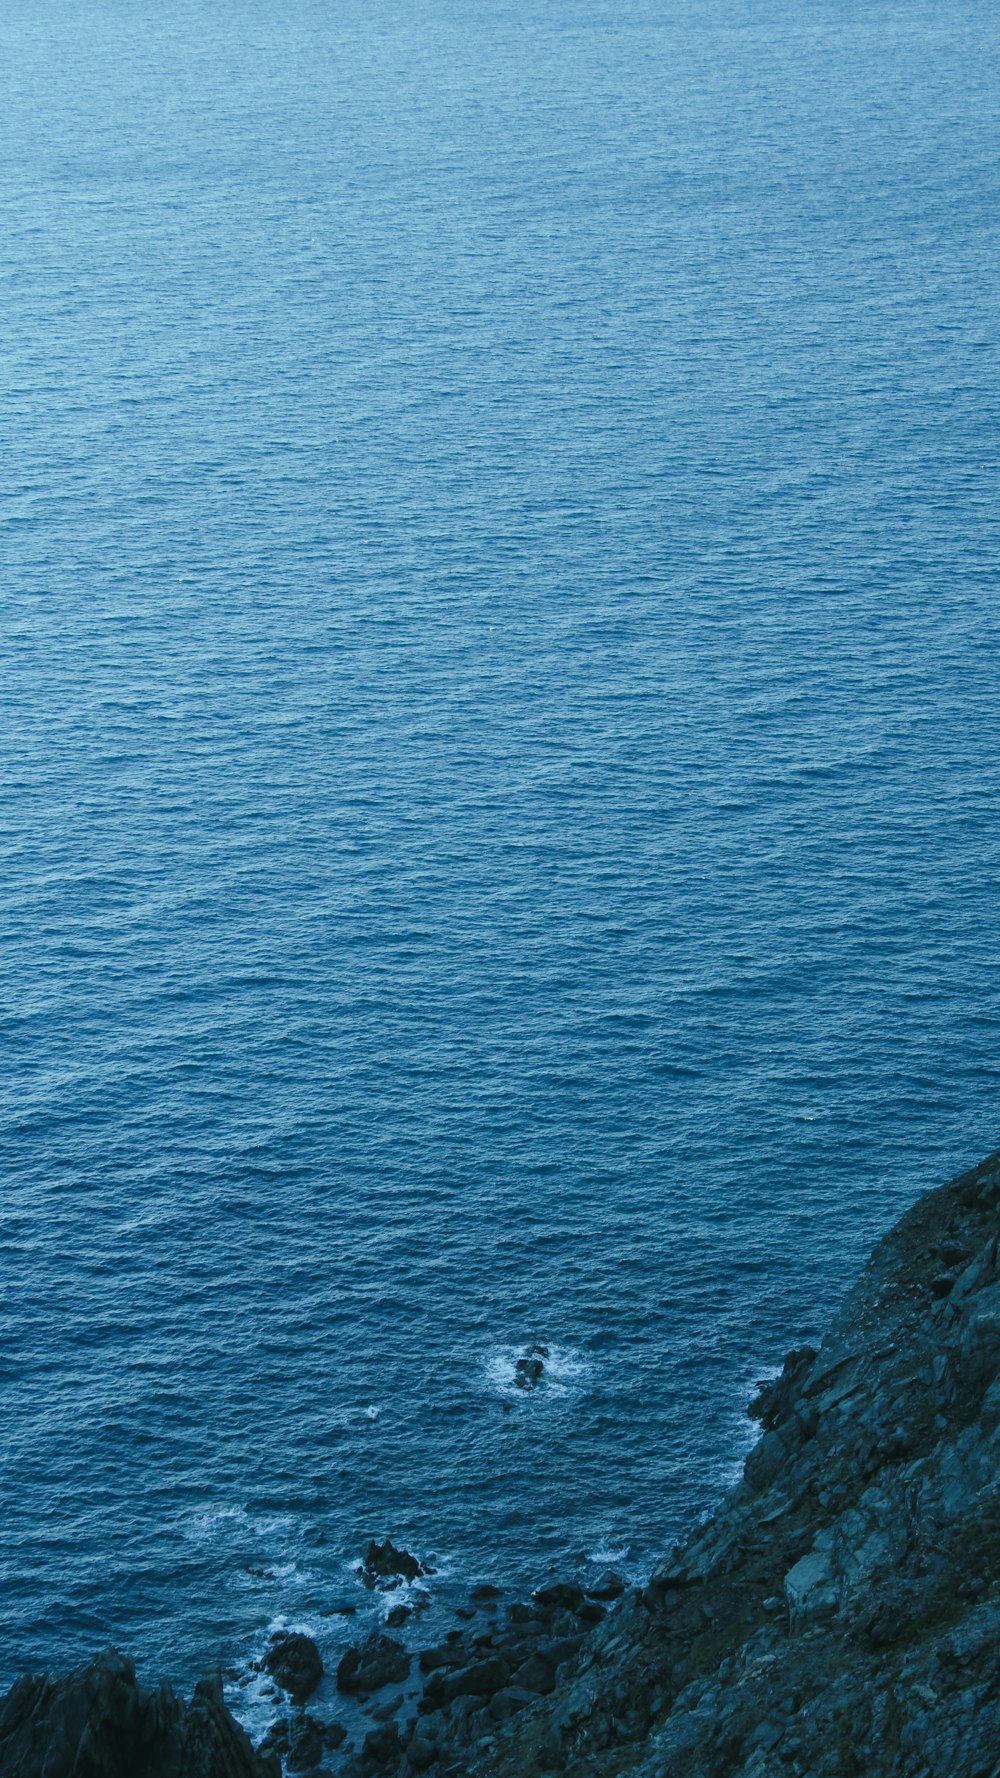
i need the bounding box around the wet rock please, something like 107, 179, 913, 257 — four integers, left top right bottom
586, 1569, 625, 1602
575, 1600, 607, 1626
470, 1583, 504, 1602
514, 1344, 550, 1388
505, 1601, 545, 1627
337, 1632, 410, 1695
385, 1604, 411, 1628
263, 1631, 324, 1705
286, 1713, 326, 1772
259, 1715, 293, 1755
748, 1347, 817, 1433
361, 1539, 426, 1587
0, 1651, 277, 1778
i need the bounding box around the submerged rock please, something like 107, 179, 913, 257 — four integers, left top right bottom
514, 1344, 550, 1389
0, 1651, 277, 1778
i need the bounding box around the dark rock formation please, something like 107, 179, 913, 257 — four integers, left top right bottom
0, 1650, 277, 1777
514, 1345, 550, 1389
360, 1541, 426, 1588
336, 1633, 410, 1696
262, 1631, 323, 1705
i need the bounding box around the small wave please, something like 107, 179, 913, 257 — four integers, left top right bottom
586, 1542, 629, 1567
182, 1503, 299, 1543
331, 1404, 382, 1428
234, 1558, 314, 1591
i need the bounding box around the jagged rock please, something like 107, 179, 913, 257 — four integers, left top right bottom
285, 1712, 326, 1772
360, 1539, 426, 1588
748, 1346, 817, 1432
263, 1631, 323, 1705
405, 1723, 440, 1770
0, 1651, 277, 1778
336, 1632, 409, 1695
418, 1642, 464, 1674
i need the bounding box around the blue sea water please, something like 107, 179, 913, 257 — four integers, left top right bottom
2, 0, 1000, 1720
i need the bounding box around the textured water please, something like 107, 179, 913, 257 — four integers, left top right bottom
2, 0, 1000, 1711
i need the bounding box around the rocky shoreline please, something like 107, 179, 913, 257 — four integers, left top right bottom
5, 1145, 1000, 1777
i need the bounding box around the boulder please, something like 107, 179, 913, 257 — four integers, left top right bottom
532, 1580, 586, 1614
336, 1632, 409, 1695
438, 1657, 508, 1704
406, 1724, 440, 1770
510, 1653, 556, 1696
263, 1632, 324, 1705
361, 1722, 403, 1768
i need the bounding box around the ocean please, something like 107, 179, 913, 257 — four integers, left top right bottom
2, 0, 999, 1729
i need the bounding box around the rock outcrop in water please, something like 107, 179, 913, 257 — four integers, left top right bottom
6, 1146, 1000, 1778
0, 1650, 277, 1777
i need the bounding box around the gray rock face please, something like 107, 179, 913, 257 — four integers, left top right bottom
0, 1650, 277, 1778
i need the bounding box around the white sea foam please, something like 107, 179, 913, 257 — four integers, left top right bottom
331, 1404, 383, 1428
484, 1343, 589, 1402
182, 1503, 299, 1543
586, 1541, 629, 1567
718, 1367, 780, 1489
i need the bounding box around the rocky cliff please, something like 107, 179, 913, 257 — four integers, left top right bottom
6, 1146, 1000, 1778
460, 1142, 1000, 1778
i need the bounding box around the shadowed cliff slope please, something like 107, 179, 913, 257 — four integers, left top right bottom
454, 1144, 1000, 1778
